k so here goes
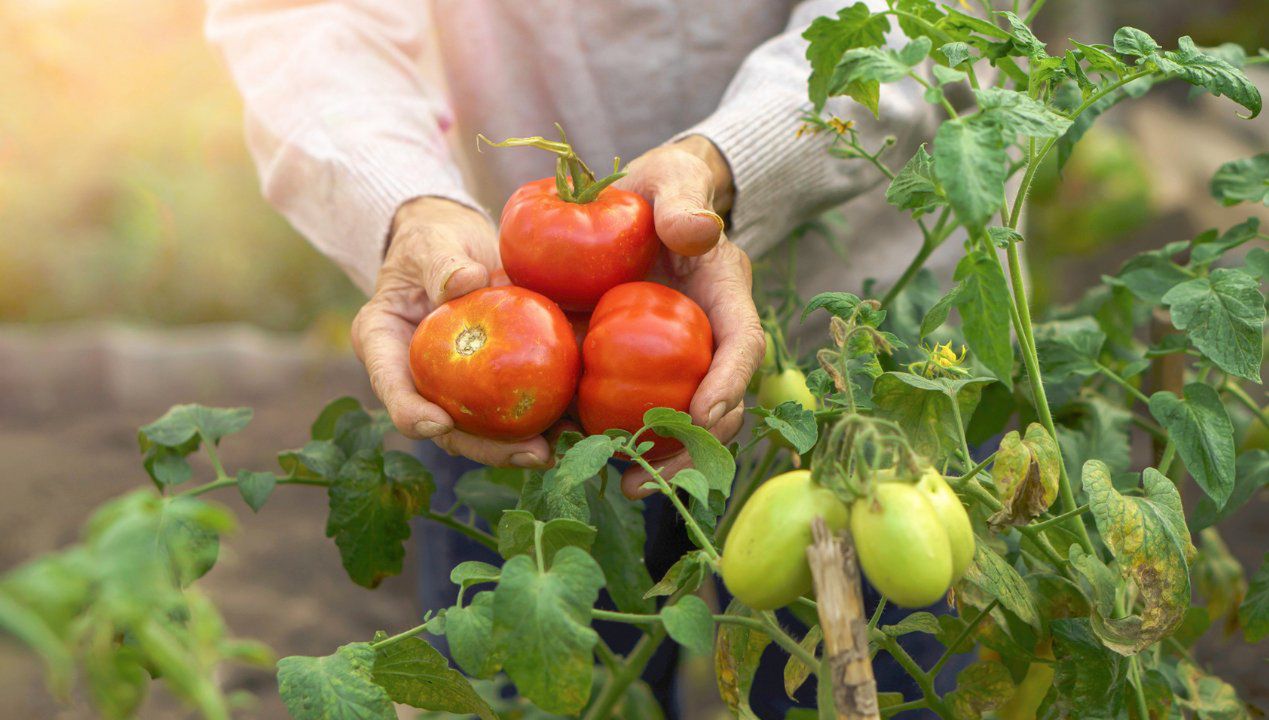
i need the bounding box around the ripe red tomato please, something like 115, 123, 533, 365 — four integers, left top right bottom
408, 286, 580, 441
578, 282, 713, 460
498, 178, 660, 311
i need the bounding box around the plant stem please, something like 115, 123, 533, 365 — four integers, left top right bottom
1001, 238, 1095, 555
370, 622, 430, 650
1096, 362, 1151, 405
633, 455, 721, 562
882, 698, 928, 717
868, 597, 888, 631
1024, 0, 1049, 22
582, 628, 665, 720
594, 638, 620, 672
179, 475, 332, 498
929, 599, 998, 679
758, 610, 821, 670
1224, 382, 1269, 430
593, 608, 819, 672
878, 634, 951, 717
1159, 441, 1177, 476
1130, 656, 1151, 720
1026, 504, 1090, 533
199, 432, 229, 481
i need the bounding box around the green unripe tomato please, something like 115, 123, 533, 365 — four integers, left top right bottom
915, 467, 975, 583
757, 367, 816, 411
851, 482, 954, 607
996, 640, 1055, 720
721, 470, 850, 610
746, 331, 778, 394
1241, 409, 1269, 452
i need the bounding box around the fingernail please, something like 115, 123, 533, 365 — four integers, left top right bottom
511, 452, 548, 468
706, 402, 727, 428
415, 420, 447, 437
692, 210, 725, 234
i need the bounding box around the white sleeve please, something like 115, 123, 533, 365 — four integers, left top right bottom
206, 0, 483, 294
677, 0, 933, 258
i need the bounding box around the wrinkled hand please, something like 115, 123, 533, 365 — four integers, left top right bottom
351, 197, 553, 468
615, 137, 766, 498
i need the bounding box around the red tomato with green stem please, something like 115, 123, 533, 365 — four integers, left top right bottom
408, 286, 580, 442
480, 128, 660, 311
578, 282, 713, 460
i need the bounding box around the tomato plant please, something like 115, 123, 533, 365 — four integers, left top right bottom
480, 129, 660, 311
578, 281, 713, 460
4, 4, 1268, 720
408, 285, 580, 441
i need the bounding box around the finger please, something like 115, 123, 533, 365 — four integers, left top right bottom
405, 227, 491, 304
619, 152, 723, 257
433, 431, 552, 469
619, 404, 744, 500
679, 244, 764, 428
351, 299, 455, 439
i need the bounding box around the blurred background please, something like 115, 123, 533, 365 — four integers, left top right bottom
0, 1, 1265, 718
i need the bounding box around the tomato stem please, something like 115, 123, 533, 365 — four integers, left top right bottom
476, 124, 626, 204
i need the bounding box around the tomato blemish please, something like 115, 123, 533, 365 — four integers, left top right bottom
454, 326, 487, 356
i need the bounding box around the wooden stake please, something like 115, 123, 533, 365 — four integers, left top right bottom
807, 517, 879, 720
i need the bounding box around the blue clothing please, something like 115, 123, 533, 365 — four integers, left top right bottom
413, 442, 966, 719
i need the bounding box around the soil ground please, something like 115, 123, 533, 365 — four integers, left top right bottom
0, 323, 1264, 719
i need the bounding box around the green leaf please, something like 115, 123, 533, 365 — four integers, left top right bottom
1245, 247, 1269, 279
997, 11, 1045, 58
277, 643, 396, 720
372, 636, 496, 720
919, 280, 970, 337
1190, 217, 1260, 267
782, 625, 822, 700
496, 510, 596, 565
455, 467, 526, 527
445, 592, 500, 678
1112, 27, 1160, 58
933, 116, 1006, 231
518, 469, 590, 523
832, 37, 931, 88
987, 423, 1061, 528
1148, 385, 1237, 508
279, 439, 347, 480
1240, 553, 1269, 643
803, 2, 890, 111
325, 449, 432, 589
669, 468, 711, 506
332, 409, 393, 456
759, 401, 819, 454
1050, 619, 1127, 717
1034, 318, 1106, 381
713, 600, 771, 716
661, 595, 715, 656
1176, 660, 1246, 719
956, 543, 1041, 631
953, 250, 1015, 387
880, 612, 941, 637
974, 88, 1074, 138
1163, 268, 1265, 382
643, 551, 708, 600
1080, 462, 1193, 654
493, 547, 605, 715
885, 145, 944, 216
1191, 450, 1269, 531
1210, 152, 1269, 206
986, 226, 1023, 248
235, 470, 276, 513
449, 561, 501, 591
310, 396, 362, 440
586, 482, 654, 614
802, 291, 871, 323
0, 591, 75, 698
940, 42, 971, 67
1071, 40, 1128, 77
642, 408, 735, 496
944, 661, 1013, 720
556, 435, 618, 492
1057, 396, 1132, 485
140, 404, 253, 447
872, 372, 991, 463
932, 64, 967, 86
1155, 37, 1261, 118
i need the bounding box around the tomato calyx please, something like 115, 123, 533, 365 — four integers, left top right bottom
477, 123, 625, 204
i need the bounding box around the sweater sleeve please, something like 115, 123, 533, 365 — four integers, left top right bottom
205, 0, 485, 295
676, 0, 933, 259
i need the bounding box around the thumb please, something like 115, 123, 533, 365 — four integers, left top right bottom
417, 233, 491, 304
650, 170, 725, 257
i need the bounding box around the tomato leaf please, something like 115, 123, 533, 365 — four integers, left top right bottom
886, 145, 944, 217
519, 469, 590, 523
661, 595, 715, 656
371, 636, 496, 720
495, 510, 595, 566
235, 470, 276, 513
641, 408, 735, 497
1034, 319, 1105, 381
997, 11, 1045, 58
714, 600, 771, 716
586, 481, 654, 614
933, 116, 1006, 231
1175, 659, 1246, 718
1148, 384, 1237, 508
757, 401, 819, 454
1239, 553, 1269, 643
556, 435, 618, 493
456, 467, 526, 527
1163, 268, 1264, 382
669, 468, 711, 507
1110, 242, 1192, 305
831, 37, 931, 89
872, 372, 991, 463
918, 280, 969, 338
1049, 619, 1127, 717
644, 551, 708, 600
943, 661, 1013, 720
325, 449, 432, 589
974, 88, 1073, 137
449, 561, 501, 591
1210, 152, 1269, 206
1189, 217, 1260, 267
1112, 27, 1160, 58
956, 543, 1041, 631
278, 439, 347, 480
1078, 462, 1193, 655
880, 612, 941, 637
1155, 36, 1261, 119
444, 591, 501, 678
782, 625, 822, 699
492, 547, 605, 715
310, 396, 363, 441
953, 250, 1015, 388
277, 643, 396, 720
987, 423, 1060, 528
1056, 396, 1132, 484
1191, 450, 1269, 531
139, 404, 253, 447
803, 2, 890, 112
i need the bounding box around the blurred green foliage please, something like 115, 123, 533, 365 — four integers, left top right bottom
0, 1, 361, 331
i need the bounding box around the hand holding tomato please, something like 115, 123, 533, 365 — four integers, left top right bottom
352, 197, 553, 468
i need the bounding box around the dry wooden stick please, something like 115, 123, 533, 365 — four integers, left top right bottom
807, 517, 879, 720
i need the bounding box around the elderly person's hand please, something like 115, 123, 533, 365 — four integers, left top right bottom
351, 197, 555, 468
615, 136, 766, 499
